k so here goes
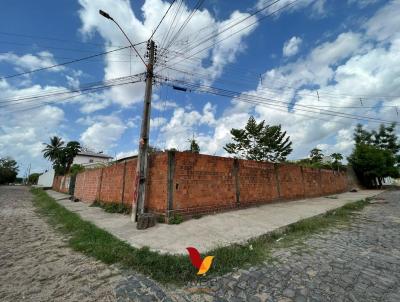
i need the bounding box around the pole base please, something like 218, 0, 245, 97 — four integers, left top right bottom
136, 213, 156, 230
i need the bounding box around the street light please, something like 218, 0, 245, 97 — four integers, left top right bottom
99, 9, 155, 228
98, 10, 147, 67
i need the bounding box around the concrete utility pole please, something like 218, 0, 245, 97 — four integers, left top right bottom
133, 40, 155, 223
99, 9, 156, 228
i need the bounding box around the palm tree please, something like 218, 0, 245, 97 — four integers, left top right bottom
42, 136, 64, 161
64, 141, 81, 173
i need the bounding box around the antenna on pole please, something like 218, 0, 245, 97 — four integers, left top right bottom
317, 91, 320, 102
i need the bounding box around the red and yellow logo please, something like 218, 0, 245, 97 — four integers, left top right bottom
186, 247, 214, 275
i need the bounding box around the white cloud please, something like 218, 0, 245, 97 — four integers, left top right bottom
348, 0, 380, 8
80, 115, 127, 151
116, 150, 137, 160
0, 51, 64, 72
150, 117, 167, 129
0, 104, 65, 174
77, 0, 258, 106
256, 0, 327, 18
283, 36, 302, 57
156, 0, 400, 161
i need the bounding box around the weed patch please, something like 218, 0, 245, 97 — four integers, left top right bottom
90, 200, 131, 214
30, 188, 370, 284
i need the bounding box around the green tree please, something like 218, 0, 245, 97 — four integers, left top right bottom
188, 138, 200, 154
148, 145, 162, 153
0, 157, 19, 184
64, 141, 81, 173
331, 153, 343, 164
348, 143, 399, 188
224, 116, 292, 162
310, 148, 324, 163
330, 152, 343, 171
28, 173, 41, 185
42, 137, 81, 175
372, 123, 400, 155
69, 164, 85, 175
349, 123, 400, 188
42, 136, 64, 161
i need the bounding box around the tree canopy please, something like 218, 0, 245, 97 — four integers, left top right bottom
0, 157, 19, 184
224, 116, 292, 162
188, 138, 200, 154
42, 136, 82, 175
309, 148, 324, 163
349, 123, 400, 187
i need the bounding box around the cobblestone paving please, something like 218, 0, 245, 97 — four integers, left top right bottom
116, 190, 400, 302
2, 186, 400, 302
0, 186, 122, 302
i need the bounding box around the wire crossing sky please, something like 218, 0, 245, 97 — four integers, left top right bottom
0, 0, 399, 175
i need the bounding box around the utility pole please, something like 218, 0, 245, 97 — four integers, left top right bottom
27, 163, 31, 184
99, 9, 156, 228
132, 40, 156, 223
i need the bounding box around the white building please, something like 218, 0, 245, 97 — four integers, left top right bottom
37, 169, 55, 187
73, 151, 113, 167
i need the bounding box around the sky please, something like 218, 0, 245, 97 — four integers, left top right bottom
0, 0, 399, 176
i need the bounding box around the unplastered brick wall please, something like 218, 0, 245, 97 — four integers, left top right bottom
53, 151, 350, 220
54, 156, 167, 215
167, 152, 350, 218
52, 175, 70, 194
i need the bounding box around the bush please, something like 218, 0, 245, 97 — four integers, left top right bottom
90, 200, 131, 214
168, 213, 184, 224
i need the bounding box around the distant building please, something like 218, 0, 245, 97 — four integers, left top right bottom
37, 169, 55, 187
73, 151, 113, 167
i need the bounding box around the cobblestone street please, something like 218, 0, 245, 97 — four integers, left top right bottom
1, 186, 400, 301
0, 186, 122, 302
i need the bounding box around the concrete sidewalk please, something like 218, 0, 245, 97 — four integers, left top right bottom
46, 189, 382, 254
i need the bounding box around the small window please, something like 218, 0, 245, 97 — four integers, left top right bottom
89, 159, 94, 163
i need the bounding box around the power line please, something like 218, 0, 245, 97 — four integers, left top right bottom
158, 0, 297, 74
149, 0, 177, 41
0, 73, 145, 107
0, 30, 127, 48
162, 0, 285, 61
0, 45, 145, 80
158, 64, 400, 107
2, 78, 143, 114
159, 0, 185, 51
161, 0, 205, 55
157, 76, 396, 124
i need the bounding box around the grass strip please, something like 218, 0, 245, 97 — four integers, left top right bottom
90, 199, 131, 214
31, 188, 370, 284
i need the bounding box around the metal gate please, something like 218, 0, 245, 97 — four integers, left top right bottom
69, 174, 76, 196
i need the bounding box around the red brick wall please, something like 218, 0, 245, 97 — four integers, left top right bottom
52, 175, 70, 194
74, 169, 102, 202
99, 164, 125, 203
146, 153, 168, 214
276, 164, 304, 200
54, 152, 350, 219
172, 153, 236, 215
302, 167, 321, 198
122, 159, 137, 205
239, 160, 279, 205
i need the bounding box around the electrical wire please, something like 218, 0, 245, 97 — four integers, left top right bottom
149, 0, 177, 41
157, 76, 396, 124
0, 44, 146, 80
2, 79, 143, 114
0, 73, 145, 107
